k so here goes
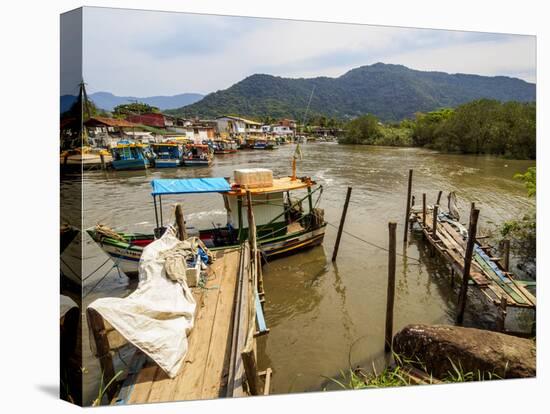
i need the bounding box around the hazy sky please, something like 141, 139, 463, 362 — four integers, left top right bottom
82, 7, 536, 96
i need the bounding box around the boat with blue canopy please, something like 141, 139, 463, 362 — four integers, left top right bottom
87, 169, 326, 277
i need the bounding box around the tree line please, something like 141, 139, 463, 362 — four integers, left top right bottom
339, 99, 536, 160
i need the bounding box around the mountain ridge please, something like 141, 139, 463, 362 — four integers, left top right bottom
167, 63, 535, 121
60, 91, 205, 113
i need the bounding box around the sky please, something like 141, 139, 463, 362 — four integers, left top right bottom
81, 7, 536, 97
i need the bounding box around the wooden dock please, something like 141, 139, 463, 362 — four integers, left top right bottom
88, 192, 271, 405
407, 200, 536, 333
410, 206, 536, 310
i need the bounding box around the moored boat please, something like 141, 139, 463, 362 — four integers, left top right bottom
182, 144, 214, 166
213, 139, 238, 154
151, 142, 183, 168
87, 168, 326, 277
253, 139, 276, 150
110, 141, 153, 170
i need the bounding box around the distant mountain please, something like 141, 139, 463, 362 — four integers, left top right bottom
86, 91, 204, 111
168, 63, 535, 121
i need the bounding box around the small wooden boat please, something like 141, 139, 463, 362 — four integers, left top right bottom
183, 144, 214, 166
151, 142, 183, 168
213, 139, 238, 154
253, 139, 276, 150
111, 141, 153, 170
87, 169, 326, 277
60, 147, 112, 171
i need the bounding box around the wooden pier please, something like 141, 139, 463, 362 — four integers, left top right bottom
88, 194, 271, 405
409, 202, 536, 328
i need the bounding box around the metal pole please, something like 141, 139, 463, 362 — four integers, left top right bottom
332, 187, 352, 262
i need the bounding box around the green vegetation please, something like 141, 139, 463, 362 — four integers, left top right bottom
326, 355, 501, 390
339, 100, 536, 160
500, 166, 536, 274
168, 63, 534, 121
113, 102, 160, 117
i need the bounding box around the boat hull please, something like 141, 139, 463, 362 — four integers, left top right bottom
88, 225, 326, 277
183, 159, 212, 167
111, 159, 149, 170
154, 159, 182, 168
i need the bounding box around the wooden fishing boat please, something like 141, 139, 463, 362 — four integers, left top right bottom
111, 141, 153, 170
87, 169, 326, 277
253, 139, 276, 150
213, 139, 238, 154
151, 142, 183, 168
60, 147, 112, 171
182, 144, 214, 166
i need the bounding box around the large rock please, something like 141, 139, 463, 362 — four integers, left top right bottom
393, 324, 536, 379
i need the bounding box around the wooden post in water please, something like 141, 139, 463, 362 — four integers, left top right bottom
436, 190, 443, 205
410, 195, 415, 230
456, 208, 480, 324
385, 222, 397, 352
496, 296, 508, 332
432, 205, 439, 240
242, 347, 261, 395
175, 203, 187, 241
502, 239, 511, 271
87, 308, 116, 400
403, 170, 413, 242
422, 193, 426, 228
332, 187, 352, 262
100, 153, 106, 170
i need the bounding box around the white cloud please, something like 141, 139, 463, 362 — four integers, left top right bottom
81, 7, 536, 96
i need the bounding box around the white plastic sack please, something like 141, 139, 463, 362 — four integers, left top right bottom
88, 226, 196, 378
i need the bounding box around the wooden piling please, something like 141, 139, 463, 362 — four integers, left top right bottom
385, 222, 397, 352
436, 190, 443, 205
403, 170, 413, 242
502, 239, 510, 271
100, 153, 106, 170
241, 347, 261, 395
496, 296, 508, 332
332, 187, 352, 262
456, 208, 480, 324
422, 193, 426, 227
432, 205, 439, 239
410, 196, 415, 230
175, 204, 187, 241
87, 308, 116, 400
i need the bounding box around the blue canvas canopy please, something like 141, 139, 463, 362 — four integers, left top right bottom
151, 177, 231, 196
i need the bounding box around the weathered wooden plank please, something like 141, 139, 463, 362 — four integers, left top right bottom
170, 259, 226, 401
200, 250, 240, 398
126, 363, 158, 405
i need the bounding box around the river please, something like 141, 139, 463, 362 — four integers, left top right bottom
64, 143, 535, 403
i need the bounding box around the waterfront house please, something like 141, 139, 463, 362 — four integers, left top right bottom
84, 116, 141, 148
216, 115, 263, 137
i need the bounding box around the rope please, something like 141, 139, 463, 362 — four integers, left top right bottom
325, 221, 421, 263
83, 244, 134, 298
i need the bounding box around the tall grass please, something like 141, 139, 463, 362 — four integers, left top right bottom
325, 353, 502, 390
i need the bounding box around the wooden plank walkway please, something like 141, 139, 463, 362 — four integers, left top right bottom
411, 207, 536, 310
112, 248, 241, 405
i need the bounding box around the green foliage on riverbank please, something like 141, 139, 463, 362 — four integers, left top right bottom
339, 99, 536, 159
500, 166, 536, 276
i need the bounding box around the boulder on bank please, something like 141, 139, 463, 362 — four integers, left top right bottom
393, 324, 536, 379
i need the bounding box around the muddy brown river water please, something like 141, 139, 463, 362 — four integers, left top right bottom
62, 143, 535, 403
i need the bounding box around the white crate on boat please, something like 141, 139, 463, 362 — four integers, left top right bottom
234, 168, 273, 188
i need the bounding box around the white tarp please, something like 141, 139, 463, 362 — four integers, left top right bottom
88, 226, 196, 378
